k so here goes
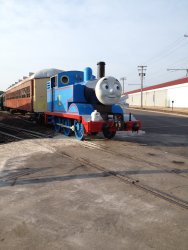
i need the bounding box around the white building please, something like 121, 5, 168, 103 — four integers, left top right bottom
126, 77, 188, 108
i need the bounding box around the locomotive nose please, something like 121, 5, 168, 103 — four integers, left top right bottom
109, 88, 114, 94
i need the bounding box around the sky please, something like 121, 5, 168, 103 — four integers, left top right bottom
0, 0, 188, 91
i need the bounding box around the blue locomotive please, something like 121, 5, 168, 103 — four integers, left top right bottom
45, 62, 141, 140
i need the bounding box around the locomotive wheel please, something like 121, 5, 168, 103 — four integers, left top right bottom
63, 119, 72, 136
54, 117, 62, 132
103, 126, 116, 139
74, 120, 85, 141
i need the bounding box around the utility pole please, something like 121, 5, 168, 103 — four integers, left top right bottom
167, 68, 188, 77
120, 77, 126, 94
138, 66, 147, 108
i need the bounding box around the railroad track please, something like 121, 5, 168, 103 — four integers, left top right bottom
0, 131, 22, 143
32, 136, 188, 210
1, 131, 187, 210
79, 140, 188, 179
25, 136, 188, 210
0, 123, 51, 143
59, 149, 188, 210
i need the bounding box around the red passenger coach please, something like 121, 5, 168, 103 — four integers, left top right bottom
4, 79, 33, 112
4, 68, 63, 115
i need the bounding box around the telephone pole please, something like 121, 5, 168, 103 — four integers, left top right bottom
120, 77, 126, 94
138, 65, 147, 107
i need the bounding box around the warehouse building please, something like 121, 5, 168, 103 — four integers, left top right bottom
126, 77, 188, 108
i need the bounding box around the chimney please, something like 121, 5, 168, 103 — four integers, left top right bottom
97, 61, 105, 79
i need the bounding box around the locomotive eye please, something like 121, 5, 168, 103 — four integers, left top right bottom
114, 83, 120, 90
105, 85, 109, 89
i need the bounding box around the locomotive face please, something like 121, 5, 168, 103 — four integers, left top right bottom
95, 76, 122, 105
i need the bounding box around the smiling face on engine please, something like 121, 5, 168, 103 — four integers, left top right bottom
95, 76, 122, 105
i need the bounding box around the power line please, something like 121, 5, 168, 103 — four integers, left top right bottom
143, 34, 188, 83
147, 40, 188, 65
144, 35, 188, 66
167, 54, 188, 68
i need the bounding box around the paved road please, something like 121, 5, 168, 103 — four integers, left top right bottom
128, 108, 188, 136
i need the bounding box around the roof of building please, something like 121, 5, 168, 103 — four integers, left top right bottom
126, 77, 188, 95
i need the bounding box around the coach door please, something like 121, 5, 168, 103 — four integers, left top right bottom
50, 76, 57, 112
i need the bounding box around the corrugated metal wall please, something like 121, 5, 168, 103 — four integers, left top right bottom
127, 83, 188, 108
167, 84, 188, 107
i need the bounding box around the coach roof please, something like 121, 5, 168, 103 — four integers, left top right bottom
31, 68, 63, 79
7, 68, 63, 90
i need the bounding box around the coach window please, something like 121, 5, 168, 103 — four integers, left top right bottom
26, 87, 30, 97
21, 89, 24, 98
61, 75, 69, 85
